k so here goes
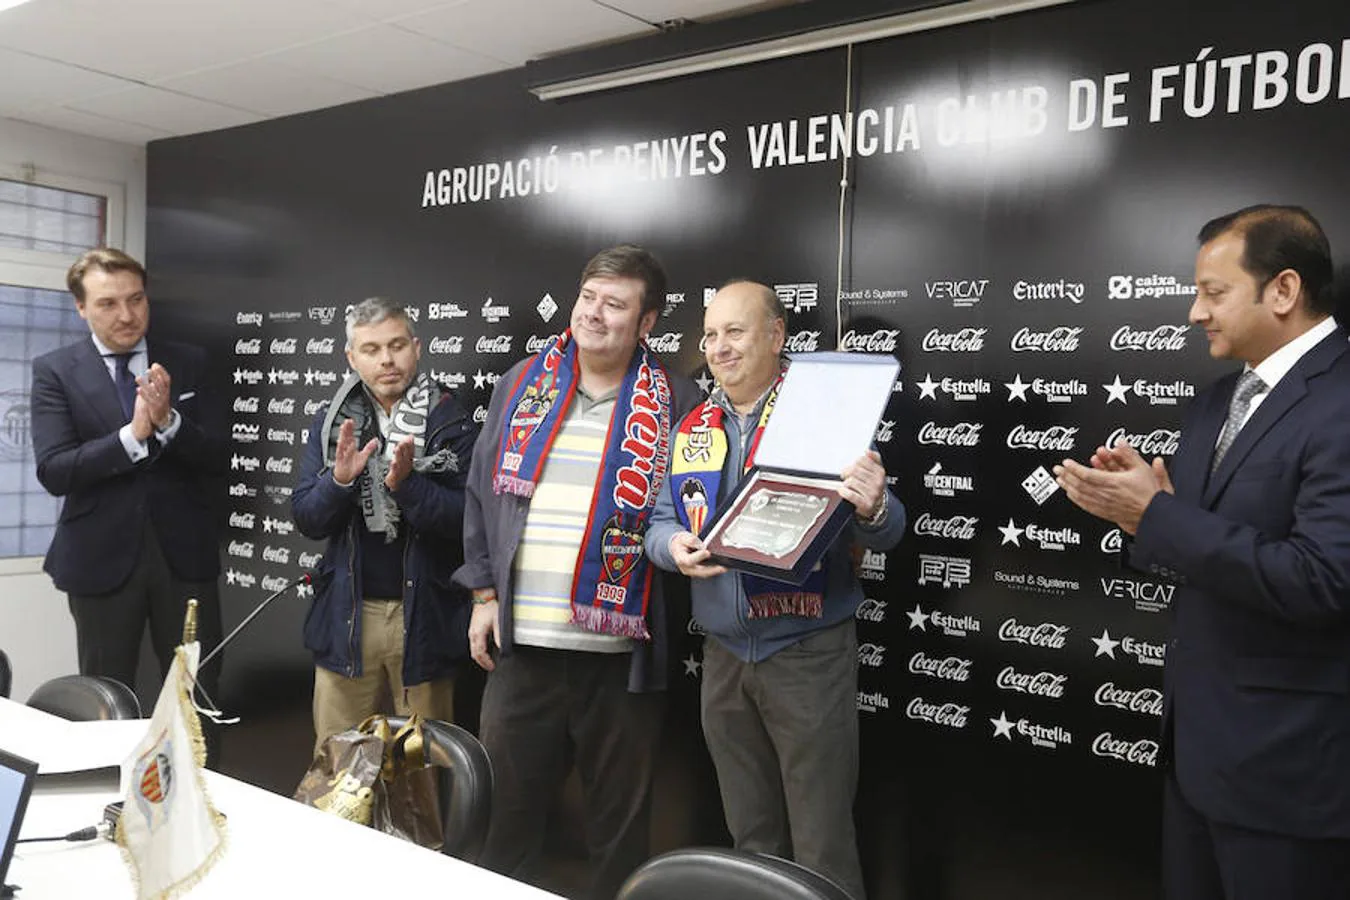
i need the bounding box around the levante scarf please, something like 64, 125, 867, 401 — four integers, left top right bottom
493, 330, 673, 640
670, 371, 826, 618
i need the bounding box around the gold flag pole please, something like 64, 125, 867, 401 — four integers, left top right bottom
183, 597, 199, 645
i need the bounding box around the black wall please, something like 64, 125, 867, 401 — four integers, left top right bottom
146, 2, 1350, 896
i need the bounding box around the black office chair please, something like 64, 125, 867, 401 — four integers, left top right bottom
616, 847, 856, 900
26, 674, 142, 721
0, 649, 11, 699
383, 715, 493, 863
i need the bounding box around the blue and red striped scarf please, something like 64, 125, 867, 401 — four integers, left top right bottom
669, 371, 825, 618
493, 330, 674, 640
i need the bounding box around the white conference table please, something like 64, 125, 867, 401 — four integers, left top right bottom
1, 697, 562, 899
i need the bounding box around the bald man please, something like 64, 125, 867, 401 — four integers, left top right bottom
647, 280, 907, 900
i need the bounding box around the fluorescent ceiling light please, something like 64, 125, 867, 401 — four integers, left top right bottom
0, 0, 39, 13
531, 0, 1077, 101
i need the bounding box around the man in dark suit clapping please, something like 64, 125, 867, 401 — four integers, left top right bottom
31, 248, 226, 709
1056, 205, 1350, 898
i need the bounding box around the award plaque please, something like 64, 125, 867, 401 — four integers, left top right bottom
703, 351, 900, 584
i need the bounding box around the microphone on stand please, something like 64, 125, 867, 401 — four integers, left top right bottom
199, 570, 314, 672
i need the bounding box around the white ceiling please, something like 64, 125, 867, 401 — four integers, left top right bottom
0, 0, 787, 146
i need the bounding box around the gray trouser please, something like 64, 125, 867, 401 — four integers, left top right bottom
701, 617, 864, 900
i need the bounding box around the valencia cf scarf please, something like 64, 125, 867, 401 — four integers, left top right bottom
670, 371, 826, 619
494, 329, 673, 640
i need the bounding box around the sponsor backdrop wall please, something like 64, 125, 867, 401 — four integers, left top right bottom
145, 1, 1350, 897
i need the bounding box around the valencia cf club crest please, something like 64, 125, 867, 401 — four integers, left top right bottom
599, 514, 644, 602
680, 478, 709, 536
132, 731, 175, 830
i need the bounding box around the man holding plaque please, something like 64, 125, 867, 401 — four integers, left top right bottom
647, 280, 906, 900
456, 245, 699, 899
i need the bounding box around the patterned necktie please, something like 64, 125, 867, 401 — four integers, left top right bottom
1211, 369, 1265, 473
110, 352, 137, 420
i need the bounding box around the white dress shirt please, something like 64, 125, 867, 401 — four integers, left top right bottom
88, 333, 182, 462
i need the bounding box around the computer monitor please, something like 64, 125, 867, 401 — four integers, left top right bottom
0, 748, 37, 895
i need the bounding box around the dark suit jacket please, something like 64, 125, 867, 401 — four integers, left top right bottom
31, 336, 227, 595
1130, 326, 1350, 839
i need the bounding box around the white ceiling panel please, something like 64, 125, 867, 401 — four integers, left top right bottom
65, 85, 261, 134
604, 0, 790, 23
158, 59, 380, 118
265, 23, 503, 94
7, 107, 173, 145
0, 0, 371, 82
0, 48, 135, 115
394, 0, 652, 65
315, 0, 471, 20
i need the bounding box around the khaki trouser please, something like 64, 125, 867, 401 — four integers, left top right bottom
312, 598, 454, 753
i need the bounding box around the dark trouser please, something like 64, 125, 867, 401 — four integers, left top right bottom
479, 645, 665, 900
67, 526, 223, 759
701, 618, 865, 900
1164, 769, 1350, 900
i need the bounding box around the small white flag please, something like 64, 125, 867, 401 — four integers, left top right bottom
117, 642, 227, 899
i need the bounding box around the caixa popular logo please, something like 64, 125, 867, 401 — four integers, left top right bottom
913, 513, 978, 540
1094, 683, 1163, 717
270, 338, 298, 355
907, 651, 972, 682
840, 329, 900, 353
918, 421, 982, 447
998, 618, 1069, 649
1006, 424, 1078, 451
1009, 326, 1082, 352
1109, 324, 1188, 351
995, 666, 1068, 699
784, 330, 821, 353
268, 398, 296, 415
1091, 733, 1159, 767
905, 697, 969, 729
1107, 427, 1180, 457
427, 336, 464, 355
428, 302, 468, 320
1107, 274, 1195, 300
921, 326, 985, 353
856, 691, 891, 713
262, 545, 291, 565
236, 311, 262, 327
227, 540, 254, 559
1101, 576, 1174, 613
476, 335, 513, 354
235, 338, 262, 355
857, 643, 887, 667
646, 332, 682, 353
306, 337, 336, 355
265, 456, 293, 474
855, 598, 887, 623
1100, 528, 1123, 554
228, 512, 256, 530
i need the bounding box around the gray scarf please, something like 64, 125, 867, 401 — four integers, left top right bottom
321, 372, 462, 542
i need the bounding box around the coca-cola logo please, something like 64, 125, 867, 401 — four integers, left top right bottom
473, 405, 488, 424
906, 697, 970, 729
227, 540, 254, 558
995, 666, 1067, 698
855, 598, 887, 622
1094, 683, 1163, 716
858, 643, 887, 667
874, 420, 895, 444
428, 336, 464, 355
907, 651, 972, 681
268, 398, 296, 415
228, 512, 256, 529
476, 335, 513, 354
270, 338, 297, 355
645, 332, 682, 353
840, 329, 900, 353
1109, 324, 1189, 351
235, 338, 262, 355
306, 337, 336, 355
1107, 427, 1180, 457
921, 327, 985, 353
1091, 733, 1159, 767
917, 421, 982, 447
784, 330, 821, 352
265, 456, 293, 474
913, 513, 979, 540
260, 575, 288, 592
262, 545, 291, 564
1006, 424, 1078, 451
299, 551, 323, 569
525, 334, 555, 354
997, 618, 1069, 649
1009, 326, 1082, 352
